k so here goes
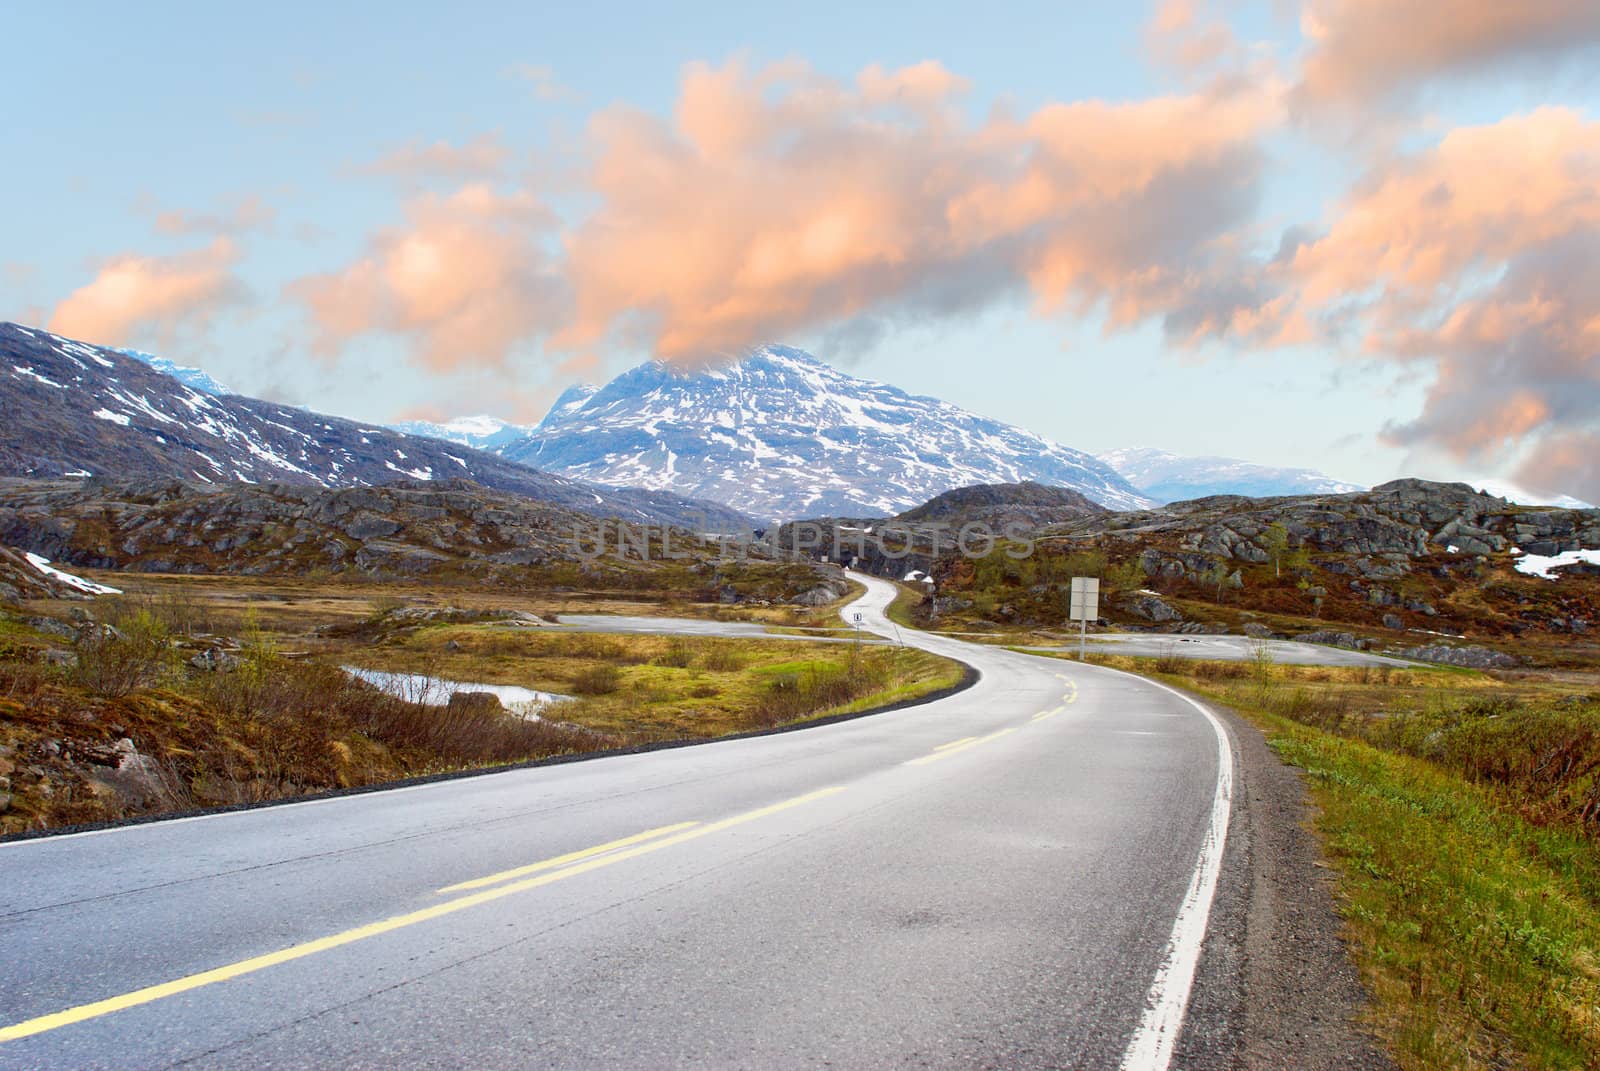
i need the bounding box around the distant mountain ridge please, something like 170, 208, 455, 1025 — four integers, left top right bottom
388, 415, 533, 454
0, 322, 749, 531
498, 345, 1151, 519
1098, 446, 1364, 504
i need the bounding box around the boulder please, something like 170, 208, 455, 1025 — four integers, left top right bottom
1395, 644, 1519, 670
1123, 594, 1182, 623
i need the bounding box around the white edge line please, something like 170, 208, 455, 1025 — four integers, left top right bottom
1115, 673, 1235, 1071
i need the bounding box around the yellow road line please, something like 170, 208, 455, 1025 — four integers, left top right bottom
933, 736, 978, 752
0, 786, 846, 1044
1030, 708, 1062, 722
1064, 681, 1079, 704
438, 822, 699, 893
906, 728, 1015, 766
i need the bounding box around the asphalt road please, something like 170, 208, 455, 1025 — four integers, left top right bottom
2, 571, 1237, 1070
553, 610, 1404, 666
1036, 633, 1412, 668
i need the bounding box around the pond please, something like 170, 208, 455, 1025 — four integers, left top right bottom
341, 666, 573, 722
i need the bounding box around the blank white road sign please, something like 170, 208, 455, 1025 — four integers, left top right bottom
1069, 577, 1100, 621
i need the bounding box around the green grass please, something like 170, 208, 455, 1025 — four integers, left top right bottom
1264, 716, 1600, 1069
1054, 651, 1600, 1069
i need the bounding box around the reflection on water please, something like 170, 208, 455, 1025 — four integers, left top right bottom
341, 666, 572, 722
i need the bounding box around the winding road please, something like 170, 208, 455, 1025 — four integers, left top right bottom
2, 572, 1242, 1069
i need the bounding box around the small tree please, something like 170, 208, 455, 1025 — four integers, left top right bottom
1205, 561, 1230, 604
1263, 523, 1290, 578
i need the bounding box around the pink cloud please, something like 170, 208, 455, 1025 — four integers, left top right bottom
1276, 108, 1600, 497
1295, 0, 1600, 109
47, 238, 244, 348
152, 194, 277, 237
552, 57, 1279, 361
354, 133, 512, 182
287, 184, 563, 370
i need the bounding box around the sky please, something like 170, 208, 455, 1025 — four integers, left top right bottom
4, 1, 1599, 500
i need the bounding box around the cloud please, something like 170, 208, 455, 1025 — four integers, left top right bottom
150, 194, 277, 237
552, 57, 1281, 361
293, 57, 1279, 369
48, 238, 245, 348
506, 64, 575, 102
286, 184, 564, 370
1294, 0, 1600, 110
354, 133, 512, 182
1281, 108, 1600, 497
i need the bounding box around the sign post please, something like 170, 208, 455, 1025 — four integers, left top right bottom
1068, 577, 1100, 662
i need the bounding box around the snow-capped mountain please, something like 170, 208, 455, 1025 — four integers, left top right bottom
388, 415, 533, 454
116, 348, 231, 396
1099, 446, 1364, 504
501, 345, 1151, 519
0, 322, 749, 530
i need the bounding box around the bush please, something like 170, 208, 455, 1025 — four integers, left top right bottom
701, 643, 748, 672
570, 664, 622, 695
652, 639, 694, 668
71, 606, 178, 697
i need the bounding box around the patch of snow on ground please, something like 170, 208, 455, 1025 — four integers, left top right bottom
13, 365, 67, 389
1513, 549, 1600, 580
91, 408, 131, 426
24, 552, 122, 595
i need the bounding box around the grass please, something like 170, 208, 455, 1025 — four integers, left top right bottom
343, 622, 963, 741
1034, 649, 1600, 1069
1, 580, 963, 834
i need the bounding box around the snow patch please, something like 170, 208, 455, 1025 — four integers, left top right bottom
1513, 549, 1600, 580
24, 552, 122, 595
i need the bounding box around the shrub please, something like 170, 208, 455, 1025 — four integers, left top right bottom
652, 639, 694, 668
570, 664, 622, 695
71, 606, 178, 697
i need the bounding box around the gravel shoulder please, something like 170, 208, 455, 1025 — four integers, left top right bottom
1175, 694, 1396, 1069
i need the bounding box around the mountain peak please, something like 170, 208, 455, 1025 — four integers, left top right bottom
505, 344, 1151, 518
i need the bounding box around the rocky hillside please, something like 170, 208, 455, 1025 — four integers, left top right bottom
908, 479, 1600, 652
0, 478, 812, 593
501, 345, 1150, 518
896, 481, 1107, 527
0, 323, 748, 532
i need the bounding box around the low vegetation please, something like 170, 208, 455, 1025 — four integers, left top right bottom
341, 618, 963, 741
0, 580, 959, 836
1054, 650, 1600, 1069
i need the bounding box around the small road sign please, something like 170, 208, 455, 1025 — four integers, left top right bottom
1068, 577, 1100, 661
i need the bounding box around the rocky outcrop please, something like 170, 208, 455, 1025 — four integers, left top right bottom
1122, 593, 1183, 623
1394, 644, 1521, 670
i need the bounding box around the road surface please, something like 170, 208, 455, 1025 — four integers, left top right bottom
2, 572, 1239, 1069
1035, 633, 1411, 668
554, 611, 1403, 666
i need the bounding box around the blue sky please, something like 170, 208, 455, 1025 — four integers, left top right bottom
5, 2, 1598, 499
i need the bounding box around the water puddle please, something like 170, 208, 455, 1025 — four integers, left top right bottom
341, 666, 572, 722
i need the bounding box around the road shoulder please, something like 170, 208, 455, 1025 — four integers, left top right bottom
1174, 696, 1396, 1070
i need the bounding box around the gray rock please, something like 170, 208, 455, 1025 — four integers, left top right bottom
1381, 613, 1405, 630
1123, 594, 1183, 623
189, 648, 240, 672
1395, 644, 1519, 670
1296, 629, 1368, 650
